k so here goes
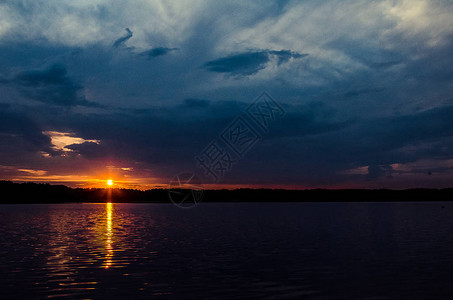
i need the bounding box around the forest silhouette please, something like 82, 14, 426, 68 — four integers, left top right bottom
1, 181, 452, 204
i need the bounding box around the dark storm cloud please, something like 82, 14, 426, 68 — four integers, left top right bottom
211, 103, 453, 184
362, 105, 453, 155
300, 104, 453, 175
370, 60, 402, 69
113, 28, 133, 48
367, 165, 393, 179
0, 107, 47, 147
23, 99, 240, 166
206, 102, 453, 186
2, 64, 101, 107
32, 99, 351, 180
182, 98, 210, 108
3, 95, 453, 186
203, 50, 307, 75
270, 101, 353, 138
65, 142, 105, 159
0, 105, 51, 161
343, 88, 384, 98
141, 47, 178, 59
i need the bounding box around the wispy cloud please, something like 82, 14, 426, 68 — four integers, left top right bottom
42, 131, 100, 153
113, 28, 133, 48
17, 169, 47, 176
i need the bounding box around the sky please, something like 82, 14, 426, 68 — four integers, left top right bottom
1, 0, 453, 189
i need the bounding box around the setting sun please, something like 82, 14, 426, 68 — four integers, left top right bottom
107, 179, 113, 186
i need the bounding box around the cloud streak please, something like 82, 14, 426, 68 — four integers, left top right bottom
142, 47, 178, 59
203, 50, 307, 76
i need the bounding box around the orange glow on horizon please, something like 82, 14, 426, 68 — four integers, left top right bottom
8, 162, 164, 190
9, 175, 164, 190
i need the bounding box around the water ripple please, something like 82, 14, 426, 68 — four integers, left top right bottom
0, 202, 453, 298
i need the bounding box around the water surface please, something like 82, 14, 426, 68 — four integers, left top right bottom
0, 202, 452, 299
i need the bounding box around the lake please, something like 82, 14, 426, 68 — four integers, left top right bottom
0, 202, 452, 299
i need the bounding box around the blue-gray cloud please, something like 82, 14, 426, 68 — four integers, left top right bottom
269, 50, 308, 65
203, 50, 307, 75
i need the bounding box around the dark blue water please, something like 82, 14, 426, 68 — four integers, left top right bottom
0, 202, 452, 299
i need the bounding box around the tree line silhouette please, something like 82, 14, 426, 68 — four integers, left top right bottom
1, 181, 452, 204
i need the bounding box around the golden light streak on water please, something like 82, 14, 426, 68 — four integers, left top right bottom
105, 202, 113, 269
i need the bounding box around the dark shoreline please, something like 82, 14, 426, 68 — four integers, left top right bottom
2, 181, 453, 204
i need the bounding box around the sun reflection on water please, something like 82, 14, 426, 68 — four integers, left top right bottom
104, 202, 113, 269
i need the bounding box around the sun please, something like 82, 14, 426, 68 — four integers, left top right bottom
107, 179, 113, 186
